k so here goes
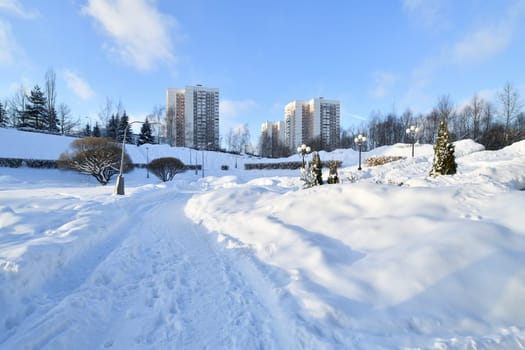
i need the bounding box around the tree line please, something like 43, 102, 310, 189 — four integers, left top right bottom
341, 83, 524, 151
0, 70, 158, 146
0, 69, 79, 134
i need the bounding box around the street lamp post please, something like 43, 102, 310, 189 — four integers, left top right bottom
296, 144, 311, 168
114, 120, 158, 195
201, 142, 213, 178
406, 125, 420, 157
146, 146, 149, 178
354, 134, 367, 170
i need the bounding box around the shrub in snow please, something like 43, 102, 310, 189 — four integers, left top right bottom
148, 157, 185, 182
327, 160, 339, 184
311, 151, 323, 185
366, 155, 405, 167
57, 137, 132, 185
430, 119, 457, 176
0, 158, 23, 168
300, 163, 318, 189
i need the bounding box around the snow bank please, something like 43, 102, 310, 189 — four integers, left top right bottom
2, 127, 525, 349
186, 140, 525, 348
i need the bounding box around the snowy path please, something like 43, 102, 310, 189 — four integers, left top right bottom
1, 187, 291, 349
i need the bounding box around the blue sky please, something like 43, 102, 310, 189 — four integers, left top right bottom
1, 0, 524, 141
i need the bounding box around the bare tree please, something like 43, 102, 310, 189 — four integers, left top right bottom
150, 104, 165, 143
45, 68, 58, 131
57, 103, 78, 135
482, 101, 496, 136
115, 98, 125, 118
498, 82, 523, 145
9, 85, 27, 127
165, 106, 175, 145
98, 97, 114, 130
58, 137, 133, 185
436, 95, 455, 122
469, 94, 485, 141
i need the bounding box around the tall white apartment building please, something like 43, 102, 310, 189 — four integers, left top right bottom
260, 120, 285, 157
284, 98, 340, 151
166, 85, 220, 150
284, 101, 307, 152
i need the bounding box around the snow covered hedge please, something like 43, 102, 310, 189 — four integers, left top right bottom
365, 155, 405, 167
147, 157, 185, 182
0, 158, 57, 168
245, 160, 342, 170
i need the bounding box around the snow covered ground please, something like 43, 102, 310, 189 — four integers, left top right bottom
1, 128, 525, 349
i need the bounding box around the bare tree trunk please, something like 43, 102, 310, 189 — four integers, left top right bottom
498, 82, 523, 145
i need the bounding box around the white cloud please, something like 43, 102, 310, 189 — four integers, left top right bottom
82, 0, 177, 70
219, 99, 258, 134
403, 1, 525, 111
451, 1, 525, 65
63, 70, 95, 100
370, 72, 399, 98
402, 0, 448, 29
0, 20, 17, 65
0, 0, 36, 66
452, 25, 512, 64
220, 99, 257, 118
0, 0, 39, 19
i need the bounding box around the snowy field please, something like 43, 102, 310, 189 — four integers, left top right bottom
1, 128, 525, 349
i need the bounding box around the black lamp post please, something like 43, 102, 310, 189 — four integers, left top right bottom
115, 120, 158, 195
406, 125, 420, 157
146, 146, 149, 178
296, 144, 311, 168
354, 134, 367, 170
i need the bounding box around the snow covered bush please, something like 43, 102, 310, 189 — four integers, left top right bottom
300, 163, 318, 188
327, 160, 340, 184
148, 157, 185, 182
311, 151, 323, 185
430, 119, 457, 176
57, 137, 132, 185
366, 155, 405, 167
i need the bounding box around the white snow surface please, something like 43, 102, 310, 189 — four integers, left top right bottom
1, 128, 525, 349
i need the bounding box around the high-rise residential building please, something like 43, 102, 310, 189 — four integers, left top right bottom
166, 85, 220, 150
260, 120, 285, 157
283, 98, 340, 151
313, 98, 340, 151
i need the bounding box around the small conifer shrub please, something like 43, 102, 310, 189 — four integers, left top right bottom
327, 160, 340, 184
300, 163, 318, 189
430, 119, 457, 176
311, 151, 323, 185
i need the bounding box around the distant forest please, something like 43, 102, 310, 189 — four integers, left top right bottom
1, 70, 523, 155
340, 83, 524, 151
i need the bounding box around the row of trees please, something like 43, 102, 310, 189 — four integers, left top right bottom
342, 83, 524, 151
0, 70, 79, 134
0, 70, 162, 147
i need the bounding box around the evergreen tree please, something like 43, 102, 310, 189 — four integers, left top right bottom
137, 118, 154, 145
24, 85, 48, 130
93, 122, 101, 137
47, 106, 59, 132
430, 119, 457, 176
84, 122, 91, 136
0, 101, 7, 127
311, 151, 323, 185
300, 163, 317, 189
106, 114, 119, 140
117, 112, 133, 143
327, 160, 340, 184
